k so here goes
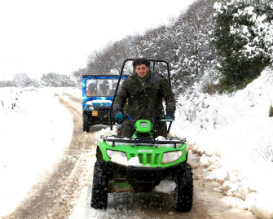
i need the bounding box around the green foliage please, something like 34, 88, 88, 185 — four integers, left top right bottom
212, 0, 273, 92
218, 56, 269, 91
269, 105, 273, 117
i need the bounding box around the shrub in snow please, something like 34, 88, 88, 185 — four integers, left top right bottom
40, 72, 76, 87
269, 105, 273, 117
212, 0, 273, 91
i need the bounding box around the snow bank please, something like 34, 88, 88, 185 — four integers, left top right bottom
0, 87, 73, 217
175, 67, 273, 218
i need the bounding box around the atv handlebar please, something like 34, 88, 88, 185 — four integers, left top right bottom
155, 115, 175, 122
122, 115, 174, 134
124, 115, 174, 123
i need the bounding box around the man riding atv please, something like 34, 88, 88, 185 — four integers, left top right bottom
91, 58, 193, 212
113, 58, 176, 137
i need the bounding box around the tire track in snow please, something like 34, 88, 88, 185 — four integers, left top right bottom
3, 91, 98, 219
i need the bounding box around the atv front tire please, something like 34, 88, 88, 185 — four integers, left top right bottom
91, 160, 109, 209
83, 114, 90, 132
174, 163, 193, 212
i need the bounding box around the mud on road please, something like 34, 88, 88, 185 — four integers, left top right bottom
3, 90, 258, 219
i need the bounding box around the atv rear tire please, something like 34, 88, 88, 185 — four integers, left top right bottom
91, 160, 109, 209
174, 163, 193, 212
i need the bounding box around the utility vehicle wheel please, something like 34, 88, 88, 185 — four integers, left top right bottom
174, 163, 193, 212
83, 114, 90, 132
91, 160, 109, 209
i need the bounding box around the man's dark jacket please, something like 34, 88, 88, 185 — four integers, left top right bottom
113, 71, 176, 121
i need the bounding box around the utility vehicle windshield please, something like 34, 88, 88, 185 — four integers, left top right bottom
86, 78, 122, 97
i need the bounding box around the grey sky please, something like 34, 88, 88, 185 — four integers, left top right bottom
0, 0, 195, 79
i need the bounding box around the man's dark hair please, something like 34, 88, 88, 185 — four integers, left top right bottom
132, 58, 150, 69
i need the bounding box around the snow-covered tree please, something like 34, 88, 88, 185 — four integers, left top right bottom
170, 0, 217, 92
12, 73, 34, 87
40, 73, 75, 87
86, 36, 136, 75
212, 0, 273, 90
83, 0, 218, 94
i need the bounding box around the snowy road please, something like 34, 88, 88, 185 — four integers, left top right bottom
2, 89, 257, 219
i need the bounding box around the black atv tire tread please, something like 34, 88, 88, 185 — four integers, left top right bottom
83, 114, 90, 132
174, 163, 193, 212
91, 160, 109, 209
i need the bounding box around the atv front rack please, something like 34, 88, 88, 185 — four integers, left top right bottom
101, 135, 186, 148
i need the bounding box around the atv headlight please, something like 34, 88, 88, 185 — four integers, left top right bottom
162, 151, 182, 164
106, 149, 127, 158
106, 150, 128, 165
88, 106, 94, 110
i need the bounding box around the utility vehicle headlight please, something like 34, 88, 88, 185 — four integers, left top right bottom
86, 101, 94, 110
88, 106, 94, 110
162, 151, 182, 164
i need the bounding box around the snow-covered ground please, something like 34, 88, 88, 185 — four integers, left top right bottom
1, 68, 273, 219
0, 88, 74, 217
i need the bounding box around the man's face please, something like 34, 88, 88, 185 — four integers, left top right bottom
135, 64, 149, 78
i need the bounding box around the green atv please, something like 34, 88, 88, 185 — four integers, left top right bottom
90, 59, 193, 212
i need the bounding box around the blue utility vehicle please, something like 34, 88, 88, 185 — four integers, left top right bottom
82, 75, 127, 132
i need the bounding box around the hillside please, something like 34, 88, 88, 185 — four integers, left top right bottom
174, 67, 273, 218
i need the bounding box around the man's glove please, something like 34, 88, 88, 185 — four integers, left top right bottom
166, 110, 175, 120
115, 110, 124, 122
